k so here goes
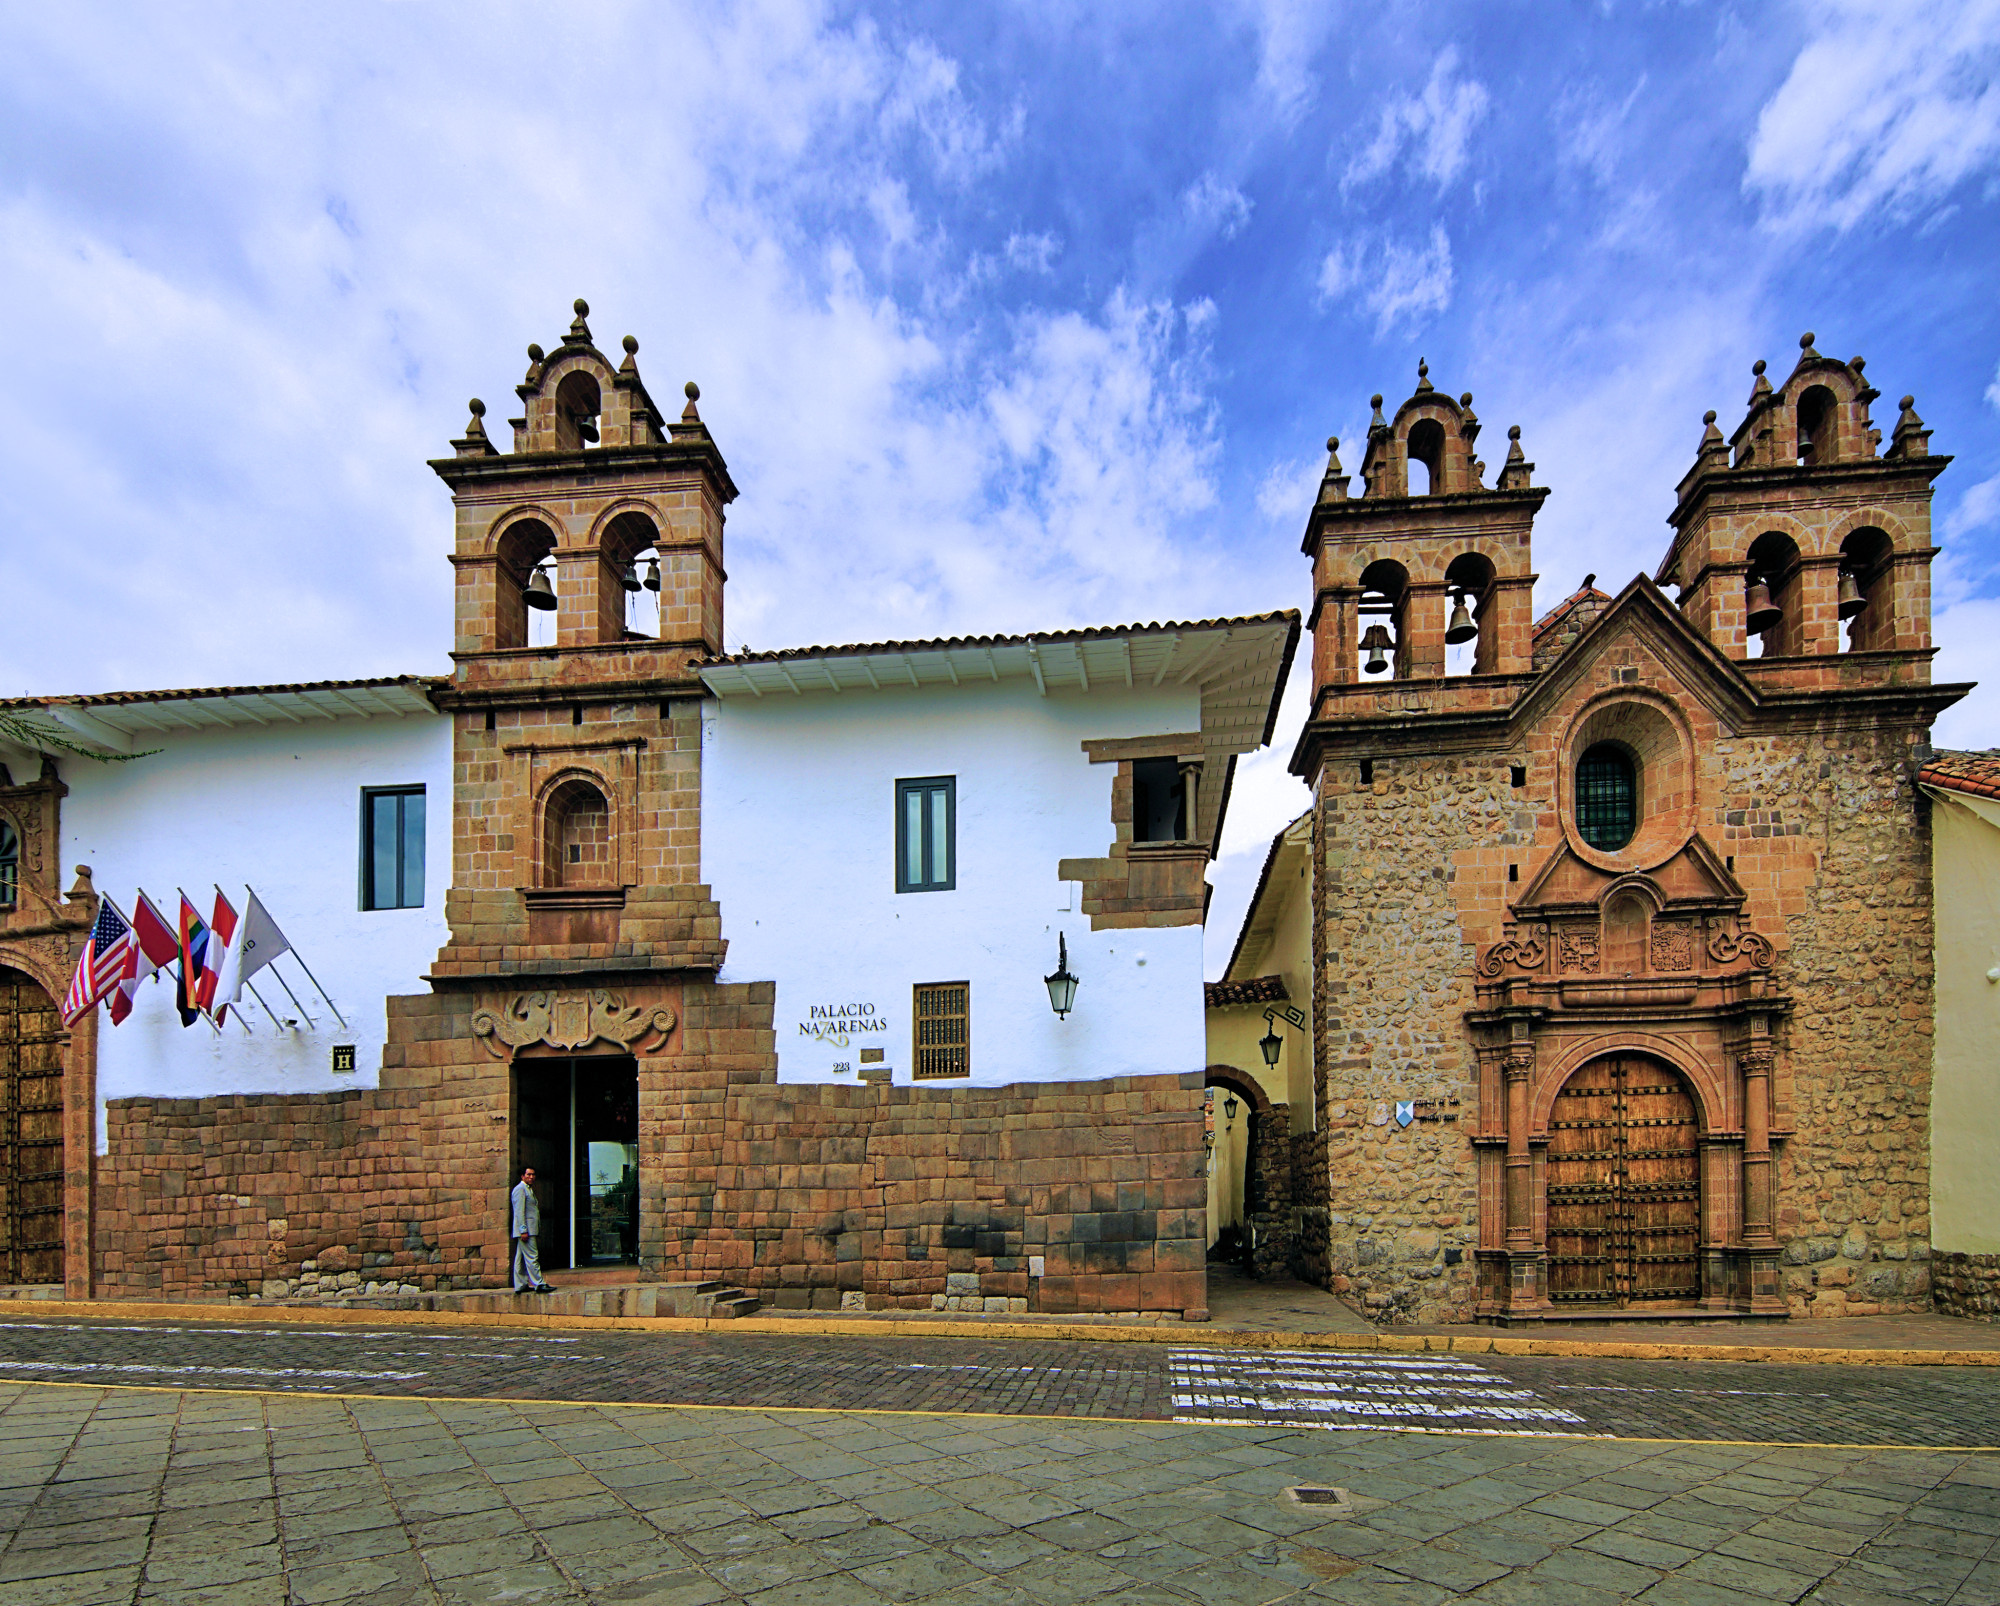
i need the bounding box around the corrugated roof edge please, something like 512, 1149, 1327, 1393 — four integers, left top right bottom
0, 675, 446, 711
695, 611, 1300, 669
1920, 749, 2000, 801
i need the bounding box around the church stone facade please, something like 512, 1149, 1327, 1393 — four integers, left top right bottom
1297, 338, 1964, 1324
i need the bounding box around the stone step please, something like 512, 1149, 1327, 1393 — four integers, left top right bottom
428, 1280, 758, 1320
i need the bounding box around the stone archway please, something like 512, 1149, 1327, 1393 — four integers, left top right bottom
1204, 1066, 1289, 1279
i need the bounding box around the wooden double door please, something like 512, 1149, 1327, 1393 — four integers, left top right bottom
0, 969, 64, 1286
1547, 1056, 1700, 1307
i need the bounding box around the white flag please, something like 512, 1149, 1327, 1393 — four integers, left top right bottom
215, 889, 293, 1014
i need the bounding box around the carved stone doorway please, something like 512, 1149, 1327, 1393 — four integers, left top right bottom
1547, 1056, 1700, 1308
0, 967, 64, 1286
512, 1056, 639, 1273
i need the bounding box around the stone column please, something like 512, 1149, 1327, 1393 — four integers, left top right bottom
1740, 1046, 1775, 1245
1504, 1046, 1534, 1248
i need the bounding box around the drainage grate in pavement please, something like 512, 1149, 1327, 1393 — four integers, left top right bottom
1283, 1484, 1353, 1510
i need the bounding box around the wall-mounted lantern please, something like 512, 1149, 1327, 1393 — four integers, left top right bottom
1259, 1024, 1283, 1067
1044, 931, 1079, 1020
1261, 1004, 1309, 1069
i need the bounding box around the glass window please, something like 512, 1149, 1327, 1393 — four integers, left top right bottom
1576, 745, 1637, 852
0, 818, 16, 910
913, 981, 970, 1079
361, 786, 426, 910
895, 777, 955, 893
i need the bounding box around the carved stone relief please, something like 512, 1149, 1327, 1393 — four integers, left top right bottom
1558, 929, 1600, 974
1650, 923, 1695, 972
471, 989, 677, 1058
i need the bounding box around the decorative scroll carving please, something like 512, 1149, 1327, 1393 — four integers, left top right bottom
1650, 923, 1695, 973
471, 989, 677, 1058
1558, 929, 1600, 974
1708, 928, 1774, 970
1476, 935, 1547, 978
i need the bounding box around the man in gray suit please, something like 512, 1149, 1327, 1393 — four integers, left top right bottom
511, 1165, 553, 1294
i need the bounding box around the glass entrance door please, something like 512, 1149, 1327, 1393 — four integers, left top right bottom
512, 1055, 638, 1272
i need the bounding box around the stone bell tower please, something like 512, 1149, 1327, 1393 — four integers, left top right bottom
1302, 361, 1545, 714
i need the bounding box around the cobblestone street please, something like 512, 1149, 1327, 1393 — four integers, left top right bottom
0, 1317, 1993, 1603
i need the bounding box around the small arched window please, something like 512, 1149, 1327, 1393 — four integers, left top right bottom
0, 818, 16, 910
1576, 744, 1637, 852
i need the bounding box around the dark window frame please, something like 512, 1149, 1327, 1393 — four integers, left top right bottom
0, 817, 16, 911
1131, 757, 1188, 843
895, 776, 956, 894
360, 785, 427, 911
1575, 744, 1638, 852
912, 980, 970, 1079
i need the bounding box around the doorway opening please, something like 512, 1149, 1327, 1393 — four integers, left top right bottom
0, 967, 64, 1286
1546, 1055, 1700, 1308
511, 1056, 639, 1273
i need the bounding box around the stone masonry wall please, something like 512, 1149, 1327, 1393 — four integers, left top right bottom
1314, 623, 1938, 1324
1932, 1252, 2000, 1323
97, 978, 1208, 1315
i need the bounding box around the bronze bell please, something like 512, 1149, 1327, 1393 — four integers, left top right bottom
621, 563, 643, 593
1445, 594, 1477, 645
1361, 623, 1393, 675
523, 565, 557, 611
1837, 570, 1866, 620
642, 557, 662, 592
1745, 578, 1781, 632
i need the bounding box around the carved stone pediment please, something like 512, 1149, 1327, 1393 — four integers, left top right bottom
471, 989, 676, 1058
1513, 832, 1745, 921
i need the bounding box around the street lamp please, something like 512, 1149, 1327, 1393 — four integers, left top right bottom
1044, 932, 1079, 1020
1258, 1024, 1283, 1067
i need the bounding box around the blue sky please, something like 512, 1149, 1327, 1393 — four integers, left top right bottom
4, 2, 1998, 970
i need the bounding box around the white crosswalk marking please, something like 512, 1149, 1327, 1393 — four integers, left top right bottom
1169, 1349, 1602, 1436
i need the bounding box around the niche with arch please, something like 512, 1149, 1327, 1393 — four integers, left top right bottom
544, 776, 615, 889
554, 370, 602, 451
1443, 551, 1497, 675
1561, 695, 1695, 870
1356, 558, 1408, 680
1840, 526, 1896, 652
1744, 530, 1803, 658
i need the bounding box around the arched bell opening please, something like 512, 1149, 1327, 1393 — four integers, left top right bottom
543, 777, 614, 889
602, 509, 665, 642
1406, 417, 1446, 496
1797, 384, 1840, 466
1356, 559, 1409, 681
554, 370, 603, 452
1546, 1054, 1702, 1309
494, 518, 559, 650
1840, 526, 1895, 652
1443, 552, 1497, 676
1744, 530, 1803, 658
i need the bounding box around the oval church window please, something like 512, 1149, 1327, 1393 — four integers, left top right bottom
1575, 744, 1637, 852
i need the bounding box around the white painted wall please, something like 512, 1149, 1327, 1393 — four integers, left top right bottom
704, 679, 1208, 1087
58, 713, 452, 1148
1931, 788, 2000, 1254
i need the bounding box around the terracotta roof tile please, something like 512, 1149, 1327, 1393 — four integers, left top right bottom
697, 611, 1298, 668
1531, 584, 1614, 639
1920, 749, 2000, 800
1204, 975, 1290, 1008
0, 675, 443, 710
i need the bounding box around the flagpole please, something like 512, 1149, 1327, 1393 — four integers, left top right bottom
246, 885, 346, 1027
267, 964, 318, 1030
246, 978, 291, 1030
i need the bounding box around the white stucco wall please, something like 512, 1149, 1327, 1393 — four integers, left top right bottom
703, 679, 1208, 1087
58, 713, 451, 1147
1931, 788, 2000, 1254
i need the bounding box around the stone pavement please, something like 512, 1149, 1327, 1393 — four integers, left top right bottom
0, 1379, 1994, 1606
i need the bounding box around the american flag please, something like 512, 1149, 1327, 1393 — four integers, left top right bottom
62, 897, 139, 1027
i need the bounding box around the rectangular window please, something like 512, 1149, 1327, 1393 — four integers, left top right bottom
361, 786, 426, 910
913, 981, 969, 1079
895, 776, 955, 892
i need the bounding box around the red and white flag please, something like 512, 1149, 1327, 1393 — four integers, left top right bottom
61, 897, 139, 1027
202, 888, 239, 1024
110, 891, 179, 1026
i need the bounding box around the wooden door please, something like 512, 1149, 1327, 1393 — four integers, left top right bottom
0, 969, 64, 1286
1546, 1056, 1699, 1307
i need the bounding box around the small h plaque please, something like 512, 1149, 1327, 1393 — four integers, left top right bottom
331, 1044, 357, 1074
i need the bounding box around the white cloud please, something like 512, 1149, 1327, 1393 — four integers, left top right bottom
1317, 225, 1455, 336
1256, 453, 1326, 524
1556, 75, 1647, 187
1945, 471, 2000, 545
1746, 0, 2000, 231
1989, 358, 2000, 412
1004, 231, 1060, 273
1240, 0, 1337, 128
1182, 173, 1254, 240
1343, 46, 1491, 193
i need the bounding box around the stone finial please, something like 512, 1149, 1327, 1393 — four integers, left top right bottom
1748, 358, 1772, 405
1460, 391, 1473, 408
1369, 393, 1388, 433
1888, 393, 1932, 459
620, 334, 639, 375
681, 380, 702, 423
1582, 573, 1596, 590
464, 398, 488, 438
1415, 358, 1433, 393
1699, 408, 1726, 454
568, 298, 592, 343
1851, 355, 1866, 374
453, 396, 498, 457
1317, 436, 1351, 504
65, 864, 95, 905
1799, 331, 1819, 358
1497, 423, 1534, 490
524, 342, 545, 385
